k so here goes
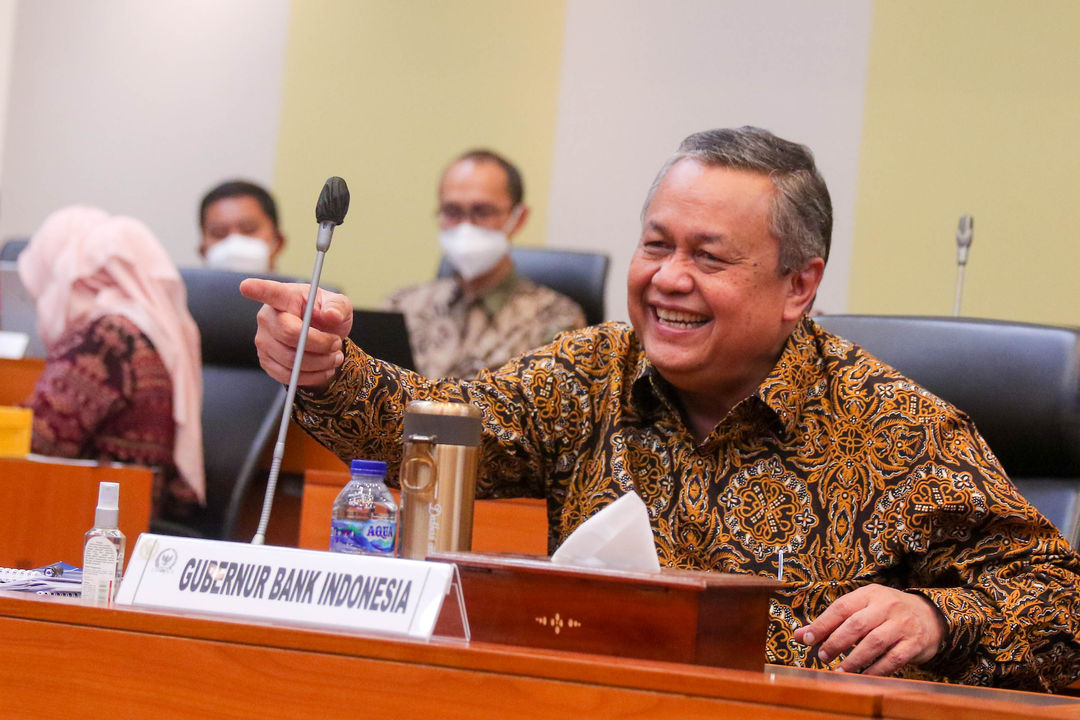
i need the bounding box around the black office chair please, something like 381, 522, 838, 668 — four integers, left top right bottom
177, 267, 289, 540
178, 269, 417, 539
0, 237, 28, 261
438, 247, 610, 325
815, 314, 1080, 546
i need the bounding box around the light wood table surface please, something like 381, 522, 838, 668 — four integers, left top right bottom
2, 591, 1078, 720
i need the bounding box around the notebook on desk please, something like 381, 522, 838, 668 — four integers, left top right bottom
0, 261, 45, 358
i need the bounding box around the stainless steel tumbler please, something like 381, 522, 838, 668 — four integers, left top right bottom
397, 400, 482, 559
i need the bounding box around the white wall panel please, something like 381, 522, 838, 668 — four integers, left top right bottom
0, 0, 18, 185
0, 0, 289, 265
547, 0, 873, 321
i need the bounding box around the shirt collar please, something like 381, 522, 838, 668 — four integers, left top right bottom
629, 316, 822, 439
456, 270, 520, 316
755, 316, 823, 438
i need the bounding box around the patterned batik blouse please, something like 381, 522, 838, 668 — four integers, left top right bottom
385, 271, 586, 378
23, 314, 197, 519
294, 316, 1080, 691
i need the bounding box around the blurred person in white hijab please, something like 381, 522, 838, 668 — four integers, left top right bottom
19, 206, 205, 520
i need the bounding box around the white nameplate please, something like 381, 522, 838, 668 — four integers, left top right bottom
115, 534, 454, 639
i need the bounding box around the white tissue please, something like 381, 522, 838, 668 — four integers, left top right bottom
551, 491, 661, 572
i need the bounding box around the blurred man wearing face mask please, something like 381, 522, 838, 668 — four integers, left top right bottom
386, 149, 586, 378
198, 180, 285, 274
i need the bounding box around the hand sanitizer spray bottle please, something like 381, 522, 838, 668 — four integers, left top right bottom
82, 481, 126, 605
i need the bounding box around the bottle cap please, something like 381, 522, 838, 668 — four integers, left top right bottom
95, 481, 120, 529
350, 459, 387, 477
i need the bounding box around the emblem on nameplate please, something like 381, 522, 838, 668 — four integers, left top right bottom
534, 612, 581, 635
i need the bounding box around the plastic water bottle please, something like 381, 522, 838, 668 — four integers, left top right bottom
330, 459, 398, 556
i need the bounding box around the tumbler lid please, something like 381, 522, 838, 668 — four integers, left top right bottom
404, 401, 482, 447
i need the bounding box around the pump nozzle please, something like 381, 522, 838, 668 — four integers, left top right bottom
95, 481, 120, 529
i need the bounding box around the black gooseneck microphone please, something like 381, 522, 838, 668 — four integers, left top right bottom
953, 214, 973, 316
252, 176, 350, 545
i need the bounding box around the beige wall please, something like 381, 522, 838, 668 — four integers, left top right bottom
850, 0, 1080, 325
274, 0, 566, 305
5, 0, 1078, 330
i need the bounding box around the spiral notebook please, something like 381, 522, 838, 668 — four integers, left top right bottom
0, 562, 82, 596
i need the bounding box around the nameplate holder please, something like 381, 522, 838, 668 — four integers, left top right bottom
116, 534, 465, 641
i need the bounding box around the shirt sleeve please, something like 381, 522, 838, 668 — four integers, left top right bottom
538, 295, 588, 346
23, 316, 135, 459
293, 326, 629, 552
292, 336, 576, 498
899, 419, 1080, 691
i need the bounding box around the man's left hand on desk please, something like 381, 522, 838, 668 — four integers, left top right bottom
793, 583, 946, 676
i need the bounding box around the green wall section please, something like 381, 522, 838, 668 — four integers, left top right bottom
273, 0, 566, 305
851, 0, 1080, 324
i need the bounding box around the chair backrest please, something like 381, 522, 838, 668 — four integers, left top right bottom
438, 247, 610, 325
0, 238, 28, 262
177, 268, 414, 537
179, 267, 288, 539
815, 314, 1080, 545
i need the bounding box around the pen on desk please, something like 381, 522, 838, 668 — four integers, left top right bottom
777, 549, 784, 581
42, 562, 65, 577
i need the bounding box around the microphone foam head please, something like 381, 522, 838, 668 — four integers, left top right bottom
956, 214, 973, 248
316, 176, 350, 225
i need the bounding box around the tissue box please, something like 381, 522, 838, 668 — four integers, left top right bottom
432, 552, 782, 671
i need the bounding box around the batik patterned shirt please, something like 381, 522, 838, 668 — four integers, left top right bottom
385, 271, 586, 378
293, 316, 1080, 691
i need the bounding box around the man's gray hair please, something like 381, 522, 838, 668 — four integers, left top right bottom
643, 126, 832, 273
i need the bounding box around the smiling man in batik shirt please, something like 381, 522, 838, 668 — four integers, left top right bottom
241, 127, 1080, 692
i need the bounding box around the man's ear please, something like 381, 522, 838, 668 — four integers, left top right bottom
270, 232, 286, 263
782, 257, 825, 321
506, 204, 529, 240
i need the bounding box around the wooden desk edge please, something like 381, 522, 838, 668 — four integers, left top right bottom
0, 591, 881, 717
879, 688, 1080, 720
4, 593, 1077, 719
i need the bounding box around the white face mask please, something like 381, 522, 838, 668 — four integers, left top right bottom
437, 206, 521, 282
204, 233, 272, 273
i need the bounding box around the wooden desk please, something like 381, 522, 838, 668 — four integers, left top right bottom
300, 468, 549, 555
0, 456, 151, 569
0, 356, 45, 405
1, 592, 1077, 720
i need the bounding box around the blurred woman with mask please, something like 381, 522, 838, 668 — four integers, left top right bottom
19, 206, 204, 521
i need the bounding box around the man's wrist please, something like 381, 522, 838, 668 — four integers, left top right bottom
905, 590, 949, 664
906, 587, 987, 674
